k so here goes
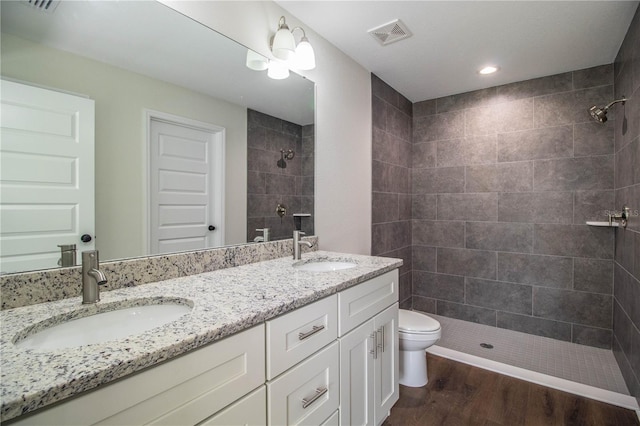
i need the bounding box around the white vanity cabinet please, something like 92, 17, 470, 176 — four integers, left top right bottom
338, 270, 399, 426
7, 268, 400, 426
9, 324, 265, 426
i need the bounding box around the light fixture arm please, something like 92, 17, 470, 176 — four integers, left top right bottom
291, 26, 307, 41
277, 16, 290, 31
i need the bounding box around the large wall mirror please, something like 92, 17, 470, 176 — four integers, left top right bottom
0, 0, 315, 274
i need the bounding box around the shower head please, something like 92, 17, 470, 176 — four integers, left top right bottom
588, 97, 627, 123
589, 105, 609, 123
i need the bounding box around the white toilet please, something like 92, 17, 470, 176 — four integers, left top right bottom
398, 309, 441, 387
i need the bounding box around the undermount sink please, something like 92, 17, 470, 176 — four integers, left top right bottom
14, 300, 192, 351
294, 260, 357, 272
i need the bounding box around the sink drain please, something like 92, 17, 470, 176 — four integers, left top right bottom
480, 343, 494, 349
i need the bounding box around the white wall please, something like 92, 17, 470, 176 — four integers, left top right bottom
1, 33, 247, 260
161, 0, 373, 255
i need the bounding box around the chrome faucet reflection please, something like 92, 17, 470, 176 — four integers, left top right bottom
82, 250, 107, 304
293, 230, 314, 260
254, 228, 271, 243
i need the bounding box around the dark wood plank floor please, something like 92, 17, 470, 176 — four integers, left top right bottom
384, 354, 640, 426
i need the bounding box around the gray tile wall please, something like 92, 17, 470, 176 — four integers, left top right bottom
247, 109, 314, 241
371, 74, 413, 308
410, 64, 618, 350
612, 5, 640, 406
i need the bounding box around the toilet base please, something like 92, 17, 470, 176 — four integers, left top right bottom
399, 349, 428, 387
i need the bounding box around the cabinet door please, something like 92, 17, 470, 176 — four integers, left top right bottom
339, 318, 375, 426
12, 325, 265, 426
198, 386, 266, 426
374, 303, 399, 426
320, 410, 340, 426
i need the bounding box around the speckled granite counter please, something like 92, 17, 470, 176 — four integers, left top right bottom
0, 251, 401, 422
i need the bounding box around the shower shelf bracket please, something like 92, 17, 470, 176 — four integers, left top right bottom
586, 206, 630, 228
585, 221, 620, 228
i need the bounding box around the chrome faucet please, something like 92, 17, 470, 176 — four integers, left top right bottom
82, 250, 107, 304
293, 230, 314, 260
254, 228, 271, 243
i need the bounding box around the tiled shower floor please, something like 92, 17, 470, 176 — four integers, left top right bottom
429, 314, 629, 395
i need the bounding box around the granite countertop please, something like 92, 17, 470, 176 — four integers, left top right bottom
0, 251, 401, 422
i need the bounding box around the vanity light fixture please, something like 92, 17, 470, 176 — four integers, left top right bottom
246, 49, 269, 71
267, 60, 290, 80
292, 28, 316, 70
479, 65, 499, 75
271, 16, 316, 71
272, 16, 297, 61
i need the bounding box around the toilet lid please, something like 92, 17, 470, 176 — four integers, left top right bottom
399, 309, 441, 332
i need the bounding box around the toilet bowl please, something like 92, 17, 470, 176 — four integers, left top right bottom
398, 309, 441, 387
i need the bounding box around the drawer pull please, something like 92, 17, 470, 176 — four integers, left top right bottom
302, 387, 328, 409
298, 325, 325, 340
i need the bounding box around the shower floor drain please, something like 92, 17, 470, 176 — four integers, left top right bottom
480, 343, 494, 349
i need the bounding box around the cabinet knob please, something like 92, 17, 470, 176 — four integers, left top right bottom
81, 234, 92, 243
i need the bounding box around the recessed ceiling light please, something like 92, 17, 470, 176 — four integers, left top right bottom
479, 66, 499, 75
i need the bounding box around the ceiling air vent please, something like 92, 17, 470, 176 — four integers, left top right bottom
22, 0, 60, 13
368, 19, 412, 46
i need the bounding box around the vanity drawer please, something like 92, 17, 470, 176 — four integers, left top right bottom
338, 269, 398, 336
267, 341, 339, 426
266, 294, 337, 379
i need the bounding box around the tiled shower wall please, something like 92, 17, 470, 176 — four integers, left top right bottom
612, 5, 640, 404
371, 75, 413, 307
409, 66, 617, 349
247, 109, 314, 242
372, 63, 622, 349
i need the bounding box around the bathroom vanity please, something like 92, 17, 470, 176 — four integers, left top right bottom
0, 251, 401, 425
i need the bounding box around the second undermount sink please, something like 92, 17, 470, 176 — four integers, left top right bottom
14, 300, 193, 351
294, 259, 357, 272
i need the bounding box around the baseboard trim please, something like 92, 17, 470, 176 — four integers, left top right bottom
427, 345, 639, 411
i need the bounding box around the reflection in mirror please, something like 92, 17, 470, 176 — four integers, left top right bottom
0, 0, 314, 275
247, 109, 315, 243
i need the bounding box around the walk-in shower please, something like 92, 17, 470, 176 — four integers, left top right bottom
589, 97, 627, 123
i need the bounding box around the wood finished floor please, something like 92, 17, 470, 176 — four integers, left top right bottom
384, 354, 640, 426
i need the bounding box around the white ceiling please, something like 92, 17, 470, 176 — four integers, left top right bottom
278, 1, 639, 102
1, 0, 314, 125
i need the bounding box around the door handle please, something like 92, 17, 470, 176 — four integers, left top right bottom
370, 332, 377, 359
377, 327, 384, 353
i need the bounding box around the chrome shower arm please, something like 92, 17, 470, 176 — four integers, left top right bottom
604, 97, 627, 110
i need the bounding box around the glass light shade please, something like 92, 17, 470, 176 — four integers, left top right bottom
294, 38, 316, 70
246, 49, 268, 71
267, 61, 289, 80
272, 27, 296, 61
